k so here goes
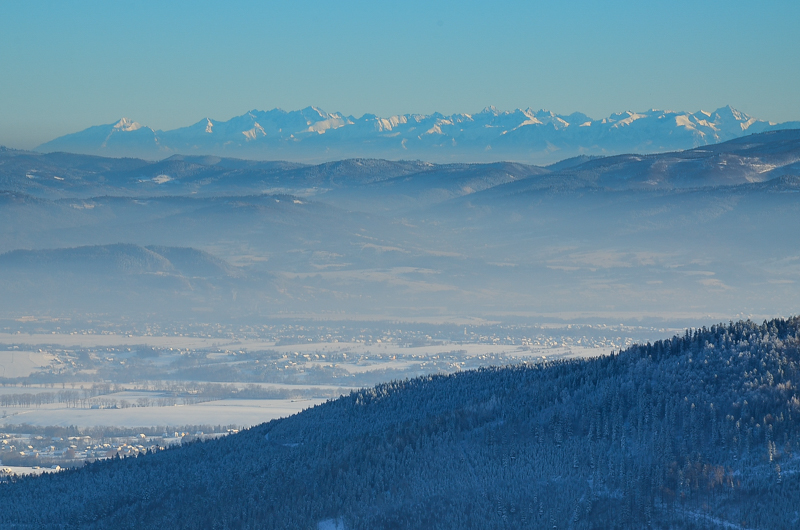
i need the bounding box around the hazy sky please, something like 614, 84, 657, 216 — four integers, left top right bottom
1, 0, 799, 148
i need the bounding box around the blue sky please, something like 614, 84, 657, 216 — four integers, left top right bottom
1, 0, 798, 148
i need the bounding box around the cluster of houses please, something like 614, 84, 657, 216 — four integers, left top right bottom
1, 432, 173, 476
0, 428, 238, 477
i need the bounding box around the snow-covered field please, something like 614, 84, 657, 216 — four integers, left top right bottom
1, 465, 60, 477
0, 333, 613, 431
1, 398, 325, 428
0, 351, 56, 378
0, 382, 348, 396
244, 341, 611, 361
0, 332, 271, 350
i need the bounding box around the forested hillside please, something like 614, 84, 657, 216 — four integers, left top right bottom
2, 317, 800, 529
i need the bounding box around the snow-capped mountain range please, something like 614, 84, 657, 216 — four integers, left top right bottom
35, 106, 800, 164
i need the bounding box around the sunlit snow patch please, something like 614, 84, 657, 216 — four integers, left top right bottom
113, 118, 142, 132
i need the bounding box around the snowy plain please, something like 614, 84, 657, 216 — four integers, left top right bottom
2, 398, 323, 428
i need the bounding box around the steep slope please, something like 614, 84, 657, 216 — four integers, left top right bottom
2, 318, 799, 528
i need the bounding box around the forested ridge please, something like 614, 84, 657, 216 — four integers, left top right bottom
2, 318, 800, 529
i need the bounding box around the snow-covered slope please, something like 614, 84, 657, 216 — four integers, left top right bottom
35, 106, 800, 164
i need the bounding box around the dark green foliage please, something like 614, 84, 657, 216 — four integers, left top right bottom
3, 318, 800, 528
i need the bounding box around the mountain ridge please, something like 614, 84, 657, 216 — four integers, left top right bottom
34, 105, 800, 164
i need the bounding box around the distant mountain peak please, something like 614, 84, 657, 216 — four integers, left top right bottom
113, 118, 143, 132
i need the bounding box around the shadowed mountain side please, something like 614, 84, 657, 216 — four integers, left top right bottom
0, 147, 149, 174
0, 150, 150, 198
0, 149, 545, 201
0, 150, 308, 199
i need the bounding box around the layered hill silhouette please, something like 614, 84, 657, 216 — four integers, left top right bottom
2, 318, 799, 528
4, 129, 800, 201
1, 129, 799, 323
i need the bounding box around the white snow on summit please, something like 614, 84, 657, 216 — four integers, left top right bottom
112, 118, 143, 132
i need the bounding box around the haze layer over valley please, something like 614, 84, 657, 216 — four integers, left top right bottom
3, 128, 800, 326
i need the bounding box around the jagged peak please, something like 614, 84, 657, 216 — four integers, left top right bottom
531, 109, 556, 118
112, 118, 143, 132
712, 104, 750, 121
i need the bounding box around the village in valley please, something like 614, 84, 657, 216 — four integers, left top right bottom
0, 318, 652, 475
